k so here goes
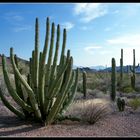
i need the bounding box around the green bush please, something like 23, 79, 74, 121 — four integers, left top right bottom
122, 86, 134, 93
77, 83, 83, 92
128, 98, 140, 110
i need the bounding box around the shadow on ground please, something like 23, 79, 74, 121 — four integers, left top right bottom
0, 115, 42, 136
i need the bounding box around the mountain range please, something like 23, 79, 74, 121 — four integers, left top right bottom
1, 55, 140, 73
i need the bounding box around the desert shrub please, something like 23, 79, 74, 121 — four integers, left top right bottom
77, 83, 83, 92
81, 102, 109, 124
122, 86, 134, 93
134, 86, 140, 92
128, 98, 140, 110
65, 99, 110, 124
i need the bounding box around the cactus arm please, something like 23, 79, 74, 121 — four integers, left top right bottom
55, 71, 75, 115
59, 29, 66, 66
14, 55, 24, 100
44, 22, 55, 99
31, 51, 35, 91
45, 56, 73, 125
0, 88, 25, 119
66, 68, 79, 105
34, 18, 39, 97
10, 48, 42, 120
50, 24, 60, 86
44, 53, 70, 114
60, 68, 79, 114
2, 55, 33, 112
47, 50, 70, 98
38, 17, 50, 110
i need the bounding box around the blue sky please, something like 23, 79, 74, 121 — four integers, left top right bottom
1, 3, 140, 67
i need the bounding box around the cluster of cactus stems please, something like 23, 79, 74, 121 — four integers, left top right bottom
0, 17, 79, 125
82, 71, 87, 99
120, 49, 123, 82
111, 58, 116, 102
130, 49, 139, 90
117, 97, 125, 112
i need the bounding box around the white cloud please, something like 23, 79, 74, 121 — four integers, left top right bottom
61, 22, 74, 30
4, 12, 24, 22
13, 25, 32, 32
100, 50, 112, 55
74, 3, 108, 23
122, 47, 140, 65
79, 26, 93, 31
84, 45, 102, 54
106, 34, 140, 65
107, 34, 140, 47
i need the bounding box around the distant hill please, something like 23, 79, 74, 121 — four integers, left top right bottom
0, 55, 29, 66
1, 56, 140, 74
73, 64, 140, 73
0, 55, 29, 75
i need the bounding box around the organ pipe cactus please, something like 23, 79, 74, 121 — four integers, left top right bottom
111, 58, 116, 102
0, 17, 79, 125
83, 71, 87, 99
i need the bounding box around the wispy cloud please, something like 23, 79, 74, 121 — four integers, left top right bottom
79, 26, 93, 31
3, 12, 32, 32
61, 22, 74, 30
84, 45, 102, 54
107, 34, 140, 47
100, 50, 112, 55
4, 12, 24, 23
73, 3, 108, 23
13, 25, 32, 32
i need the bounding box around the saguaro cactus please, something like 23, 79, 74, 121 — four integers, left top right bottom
83, 71, 87, 99
111, 58, 116, 102
130, 49, 139, 90
120, 49, 123, 82
0, 17, 79, 125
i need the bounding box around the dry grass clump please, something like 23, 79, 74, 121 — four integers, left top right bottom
80, 102, 109, 124
65, 99, 110, 124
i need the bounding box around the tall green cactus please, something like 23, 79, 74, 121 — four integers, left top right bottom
0, 17, 79, 125
83, 71, 87, 99
130, 49, 139, 90
111, 58, 116, 102
120, 49, 123, 82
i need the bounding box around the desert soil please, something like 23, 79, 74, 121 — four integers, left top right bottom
0, 97, 140, 137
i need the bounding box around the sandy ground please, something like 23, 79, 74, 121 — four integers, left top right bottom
0, 98, 140, 137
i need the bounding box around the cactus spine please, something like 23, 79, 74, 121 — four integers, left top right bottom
0, 17, 79, 125
111, 58, 116, 101
83, 71, 87, 99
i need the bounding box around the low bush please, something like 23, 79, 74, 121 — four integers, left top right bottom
128, 98, 140, 110
81, 102, 109, 124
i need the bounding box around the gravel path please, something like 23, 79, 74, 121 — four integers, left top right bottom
0, 99, 140, 137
